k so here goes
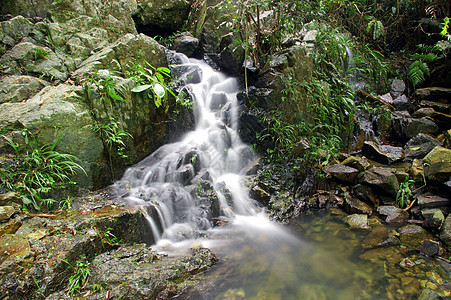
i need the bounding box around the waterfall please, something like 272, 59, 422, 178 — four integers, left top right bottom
113, 53, 259, 244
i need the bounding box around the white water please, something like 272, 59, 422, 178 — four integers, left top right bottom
114, 53, 283, 248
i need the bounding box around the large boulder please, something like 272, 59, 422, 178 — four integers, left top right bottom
133, 0, 191, 33
0, 84, 104, 188
404, 133, 442, 160
362, 141, 404, 164
358, 167, 400, 197
0, 75, 49, 104
423, 146, 451, 182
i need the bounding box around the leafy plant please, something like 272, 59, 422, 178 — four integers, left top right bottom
396, 178, 414, 209
95, 226, 123, 247
33, 47, 50, 60
127, 61, 176, 109
0, 130, 86, 210
366, 17, 385, 40
60, 257, 91, 295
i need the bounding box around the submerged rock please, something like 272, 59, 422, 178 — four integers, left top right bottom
345, 214, 370, 230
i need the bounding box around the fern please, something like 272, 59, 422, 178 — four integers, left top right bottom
408, 60, 429, 87
367, 18, 384, 40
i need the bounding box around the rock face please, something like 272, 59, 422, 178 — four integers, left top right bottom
0, 1, 195, 189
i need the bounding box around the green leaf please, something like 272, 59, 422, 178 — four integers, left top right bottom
131, 84, 153, 93
153, 83, 166, 99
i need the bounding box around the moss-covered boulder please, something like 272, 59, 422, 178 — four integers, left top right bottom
423, 146, 451, 182
134, 0, 191, 33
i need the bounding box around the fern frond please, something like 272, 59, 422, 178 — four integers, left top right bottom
408, 60, 429, 87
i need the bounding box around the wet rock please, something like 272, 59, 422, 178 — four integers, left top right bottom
343, 197, 373, 215
0, 75, 49, 104
345, 214, 370, 230
404, 133, 442, 160
377, 206, 409, 225
418, 288, 440, 300
362, 141, 404, 164
420, 100, 450, 114
417, 194, 450, 209
172, 32, 199, 57
393, 94, 414, 112
390, 79, 406, 98
0, 206, 15, 222
440, 214, 451, 247
423, 146, 451, 182
358, 167, 400, 196
406, 117, 439, 138
413, 107, 436, 118
341, 156, 371, 171
418, 240, 440, 257
88, 245, 217, 299
250, 184, 271, 206
353, 184, 379, 206
323, 163, 360, 183
415, 87, 451, 100
0, 234, 32, 270
391, 110, 412, 141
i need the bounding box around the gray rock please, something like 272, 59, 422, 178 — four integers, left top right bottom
172, 32, 199, 57
390, 79, 406, 98
377, 205, 409, 225
423, 146, 451, 182
323, 163, 360, 183
406, 117, 439, 138
380, 92, 394, 104
0, 0, 54, 18
404, 133, 442, 159
345, 214, 370, 230
303, 30, 318, 42
417, 194, 450, 209
420, 100, 451, 114
393, 94, 413, 112
0, 16, 34, 47
391, 110, 411, 141
359, 167, 400, 196
0, 75, 49, 104
362, 141, 404, 164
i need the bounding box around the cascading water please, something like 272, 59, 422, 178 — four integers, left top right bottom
114, 53, 259, 244
113, 53, 396, 299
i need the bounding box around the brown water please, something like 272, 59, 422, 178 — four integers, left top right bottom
181, 209, 450, 300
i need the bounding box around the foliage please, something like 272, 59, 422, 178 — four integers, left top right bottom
396, 178, 414, 209
60, 257, 91, 295
0, 130, 86, 211
83, 70, 133, 180
33, 48, 49, 60
127, 61, 175, 109
408, 17, 451, 87
257, 112, 297, 162
96, 226, 123, 248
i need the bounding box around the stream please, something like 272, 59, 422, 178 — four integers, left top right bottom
112, 54, 446, 299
